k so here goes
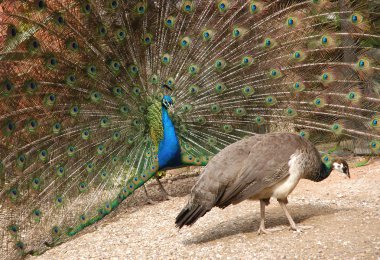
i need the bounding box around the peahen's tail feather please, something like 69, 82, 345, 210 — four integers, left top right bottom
175, 203, 210, 229
0, 0, 379, 258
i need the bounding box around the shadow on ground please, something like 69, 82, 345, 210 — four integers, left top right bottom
183, 204, 352, 245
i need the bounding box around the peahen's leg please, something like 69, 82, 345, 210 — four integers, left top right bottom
278, 199, 313, 232
156, 178, 173, 200
257, 199, 283, 235
143, 184, 156, 205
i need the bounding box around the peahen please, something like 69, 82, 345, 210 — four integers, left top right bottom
0, 0, 379, 258
175, 133, 350, 233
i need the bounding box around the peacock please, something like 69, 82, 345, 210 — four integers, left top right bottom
0, 0, 379, 258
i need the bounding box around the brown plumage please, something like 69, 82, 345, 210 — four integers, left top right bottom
175, 133, 350, 233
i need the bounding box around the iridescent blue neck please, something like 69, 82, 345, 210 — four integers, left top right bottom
157, 107, 181, 170
314, 163, 333, 182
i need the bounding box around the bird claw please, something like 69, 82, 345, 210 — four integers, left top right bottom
257, 226, 284, 235
290, 225, 313, 233
257, 227, 269, 235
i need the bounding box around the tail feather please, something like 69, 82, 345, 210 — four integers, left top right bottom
175, 203, 210, 229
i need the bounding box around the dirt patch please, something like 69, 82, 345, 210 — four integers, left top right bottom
30, 160, 380, 259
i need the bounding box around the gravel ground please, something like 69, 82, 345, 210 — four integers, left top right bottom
30, 159, 380, 259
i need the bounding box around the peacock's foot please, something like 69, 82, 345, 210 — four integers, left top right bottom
257, 226, 284, 235
289, 225, 313, 232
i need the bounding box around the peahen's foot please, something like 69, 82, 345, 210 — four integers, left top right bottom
257, 226, 284, 235
257, 200, 285, 235
289, 225, 313, 233
278, 200, 313, 233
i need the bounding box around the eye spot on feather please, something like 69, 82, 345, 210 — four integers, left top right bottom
10, 188, 18, 196
352, 15, 357, 22
37, 0, 45, 9
55, 14, 65, 25
233, 29, 240, 37
165, 16, 176, 28
218, 1, 229, 13
370, 118, 378, 128
31, 40, 39, 49
10, 28, 17, 37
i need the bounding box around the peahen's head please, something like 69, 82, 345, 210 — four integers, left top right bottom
332, 159, 350, 178
162, 95, 174, 110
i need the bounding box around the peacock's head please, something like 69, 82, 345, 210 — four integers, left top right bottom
162, 95, 174, 110
332, 159, 350, 178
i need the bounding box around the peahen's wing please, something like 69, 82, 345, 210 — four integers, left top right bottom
215, 133, 309, 208
187, 134, 292, 209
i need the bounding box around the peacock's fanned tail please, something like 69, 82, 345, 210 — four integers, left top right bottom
0, 0, 379, 258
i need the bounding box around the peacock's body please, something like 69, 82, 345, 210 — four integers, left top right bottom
156, 96, 182, 170
0, 0, 379, 258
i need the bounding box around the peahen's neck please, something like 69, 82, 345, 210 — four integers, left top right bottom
313, 162, 333, 182
157, 107, 181, 170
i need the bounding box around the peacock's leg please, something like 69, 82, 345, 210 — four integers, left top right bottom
257, 199, 283, 235
278, 199, 313, 232
143, 184, 156, 205
155, 178, 173, 200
